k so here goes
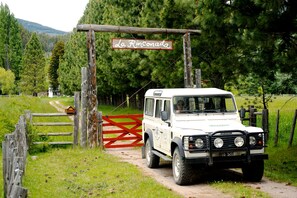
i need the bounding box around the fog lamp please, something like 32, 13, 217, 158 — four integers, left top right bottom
234, 136, 244, 147
214, 138, 223, 148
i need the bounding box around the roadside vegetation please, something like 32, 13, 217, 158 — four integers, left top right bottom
211, 95, 297, 196
1, 95, 297, 197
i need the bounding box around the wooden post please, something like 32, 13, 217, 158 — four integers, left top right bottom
274, 110, 280, 146
81, 67, 88, 148
24, 110, 32, 123
195, 69, 201, 88
98, 111, 103, 149
249, 106, 257, 127
288, 109, 297, 147
183, 33, 193, 88
87, 30, 99, 148
262, 109, 269, 141
73, 92, 80, 147
2, 138, 8, 197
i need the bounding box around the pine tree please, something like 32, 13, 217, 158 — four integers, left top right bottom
19, 33, 46, 96
0, 4, 22, 79
0, 3, 10, 69
49, 41, 64, 93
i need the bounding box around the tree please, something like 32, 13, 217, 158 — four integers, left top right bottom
49, 41, 64, 92
59, 32, 87, 95
193, 0, 244, 89
0, 67, 15, 94
19, 33, 47, 96
0, 4, 23, 79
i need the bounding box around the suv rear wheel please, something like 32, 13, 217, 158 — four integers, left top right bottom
145, 139, 160, 168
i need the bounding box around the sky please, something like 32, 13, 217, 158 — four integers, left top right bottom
0, 0, 89, 32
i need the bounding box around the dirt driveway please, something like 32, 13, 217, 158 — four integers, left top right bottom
106, 148, 297, 198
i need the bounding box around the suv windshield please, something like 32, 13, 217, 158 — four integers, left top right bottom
173, 94, 236, 114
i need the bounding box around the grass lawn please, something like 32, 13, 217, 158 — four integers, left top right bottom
23, 148, 181, 198
1, 95, 297, 197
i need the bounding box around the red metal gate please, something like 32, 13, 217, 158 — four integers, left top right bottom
102, 114, 143, 148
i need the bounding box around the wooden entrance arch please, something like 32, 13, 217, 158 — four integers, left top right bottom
77, 24, 201, 148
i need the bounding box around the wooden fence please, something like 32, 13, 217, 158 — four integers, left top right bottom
274, 109, 297, 147
25, 111, 77, 146
2, 115, 28, 197
240, 106, 297, 147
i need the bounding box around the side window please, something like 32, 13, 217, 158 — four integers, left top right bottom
155, 99, 162, 118
164, 100, 171, 120
145, 98, 154, 116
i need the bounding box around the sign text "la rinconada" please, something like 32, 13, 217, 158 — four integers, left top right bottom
112, 38, 173, 50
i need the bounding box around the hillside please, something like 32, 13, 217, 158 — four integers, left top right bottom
17, 18, 67, 35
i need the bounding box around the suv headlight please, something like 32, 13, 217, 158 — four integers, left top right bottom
214, 138, 223, 148
195, 138, 204, 148
249, 133, 264, 148
183, 136, 207, 150
234, 136, 244, 147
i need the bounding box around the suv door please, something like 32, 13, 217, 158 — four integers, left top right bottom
152, 99, 163, 150
160, 99, 172, 154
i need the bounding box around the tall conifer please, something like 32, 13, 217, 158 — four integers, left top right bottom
20, 33, 46, 96
49, 41, 64, 92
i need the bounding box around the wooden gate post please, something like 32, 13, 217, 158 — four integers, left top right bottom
73, 92, 80, 147
195, 69, 201, 88
249, 106, 257, 127
87, 30, 99, 148
183, 32, 193, 88
81, 67, 88, 148
262, 109, 269, 141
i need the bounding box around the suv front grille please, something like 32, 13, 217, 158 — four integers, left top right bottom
210, 130, 247, 151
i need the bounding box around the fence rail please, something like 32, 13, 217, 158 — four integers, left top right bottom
2, 115, 28, 197
26, 110, 77, 146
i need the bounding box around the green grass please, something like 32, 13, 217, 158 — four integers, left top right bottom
210, 181, 270, 198
23, 148, 181, 198
236, 95, 297, 186
1, 95, 297, 197
264, 145, 297, 186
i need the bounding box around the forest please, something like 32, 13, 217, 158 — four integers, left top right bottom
0, 0, 297, 107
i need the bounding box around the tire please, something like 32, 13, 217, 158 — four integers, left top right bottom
145, 139, 160, 168
242, 160, 264, 182
172, 147, 192, 185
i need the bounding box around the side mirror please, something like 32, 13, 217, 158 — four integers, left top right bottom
161, 111, 168, 121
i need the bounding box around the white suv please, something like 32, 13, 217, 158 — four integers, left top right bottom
142, 88, 268, 185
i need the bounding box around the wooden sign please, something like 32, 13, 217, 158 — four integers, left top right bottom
65, 106, 76, 115
112, 38, 173, 50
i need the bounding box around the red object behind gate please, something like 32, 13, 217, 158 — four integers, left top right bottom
102, 114, 143, 148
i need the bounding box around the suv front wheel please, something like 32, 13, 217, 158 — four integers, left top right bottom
242, 160, 264, 182
172, 147, 192, 185
145, 139, 160, 168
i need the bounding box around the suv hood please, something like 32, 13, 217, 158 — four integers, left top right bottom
173, 114, 245, 133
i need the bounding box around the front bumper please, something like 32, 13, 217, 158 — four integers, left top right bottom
185, 153, 268, 168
